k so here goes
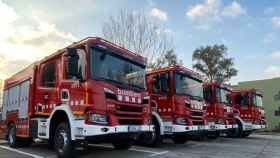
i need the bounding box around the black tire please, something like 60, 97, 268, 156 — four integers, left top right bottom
112, 139, 133, 150
19, 138, 32, 147
172, 134, 187, 144
235, 122, 243, 138
139, 118, 162, 147
7, 124, 18, 148
242, 131, 251, 138
207, 131, 220, 139
54, 122, 75, 158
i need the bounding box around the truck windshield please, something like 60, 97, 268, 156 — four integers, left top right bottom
216, 87, 231, 104
90, 46, 145, 90
174, 72, 203, 100
253, 94, 263, 107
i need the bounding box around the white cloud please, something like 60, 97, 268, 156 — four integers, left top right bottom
155, 27, 173, 35
272, 16, 280, 28
263, 33, 276, 44
0, 0, 18, 38
186, 0, 246, 29
150, 8, 168, 21
186, 0, 221, 20
264, 65, 280, 78
221, 1, 246, 17
0, 0, 77, 79
271, 51, 280, 59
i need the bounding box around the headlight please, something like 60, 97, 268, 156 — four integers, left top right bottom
216, 119, 224, 124
142, 96, 150, 104
90, 113, 108, 124
104, 88, 117, 100
175, 117, 187, 125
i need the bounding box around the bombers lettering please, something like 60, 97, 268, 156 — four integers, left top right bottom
117, 89, 141, 97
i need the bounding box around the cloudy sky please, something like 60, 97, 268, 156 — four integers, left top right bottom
1, 0, 280, 84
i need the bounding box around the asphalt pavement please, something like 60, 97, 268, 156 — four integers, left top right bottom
0, 134, 279, 158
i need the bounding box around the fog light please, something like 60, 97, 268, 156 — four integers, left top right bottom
90, 113, 108, 124
175, 117, 187, 125
101, 128, 109, 132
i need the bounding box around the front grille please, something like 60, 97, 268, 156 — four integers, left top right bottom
192, 121, 204, 125
115, 104, 144, 125
191, 111, 203, 117
119, 119, 142, 125
116, 105, 143, 113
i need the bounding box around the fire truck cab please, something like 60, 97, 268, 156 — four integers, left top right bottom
0, 37, 153, 158
141, 65, 208, 146
203, 82, 238, 138
230, 88, 266, 137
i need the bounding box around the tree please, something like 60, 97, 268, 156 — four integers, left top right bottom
150, 49, 182, 69
102, 10, 173, 67
192, 44, 237, 83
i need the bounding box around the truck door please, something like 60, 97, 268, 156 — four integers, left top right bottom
59, 48, 87, 113
34, 60, 59, 115
151, 72, 172, 118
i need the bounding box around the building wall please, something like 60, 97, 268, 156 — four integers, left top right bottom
0, 80, 2, 107
236, 77, 280, 131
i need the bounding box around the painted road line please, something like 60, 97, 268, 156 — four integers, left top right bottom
149, 151, 169, 157
88, 144, 169, 156
0, 140, 7, 144
0, 145, 44, 158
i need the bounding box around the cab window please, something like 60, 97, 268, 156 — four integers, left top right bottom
152, 73, 169, 95
203, 86, 212, 102
42, 62, 56, 87
65, 49, 85, 80
235, 93, 249, 106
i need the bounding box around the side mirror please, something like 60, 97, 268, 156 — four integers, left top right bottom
66, 48, 80, 80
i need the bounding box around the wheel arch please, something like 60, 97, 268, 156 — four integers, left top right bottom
48, 104, 76, 141
151, 112, 164, 135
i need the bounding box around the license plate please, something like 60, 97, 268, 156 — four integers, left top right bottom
128, 126, 141, 132
245, 125, 252, 129
210, 125, 216, 129
198, 126, 204, 130
164, 126, 173, 132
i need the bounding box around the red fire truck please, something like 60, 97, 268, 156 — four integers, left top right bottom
229, 88, 266, 137
203, 82, 238, 138
0, 37, 153, 158
141, 65, 208, 146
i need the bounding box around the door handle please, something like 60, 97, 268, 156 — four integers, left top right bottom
44, 94, 49, 101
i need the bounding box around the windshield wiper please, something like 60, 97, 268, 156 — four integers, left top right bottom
96, 77, 128, 88
180, 93, 203, 101
191, 95, 203, 101
126, 82, 145, 91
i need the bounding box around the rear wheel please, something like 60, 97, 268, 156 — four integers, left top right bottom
7, 124, 18, 148
172, 134, 187, 144
54, 122, 75, 158
112, 139, 133, 150
139, 118, 162, 147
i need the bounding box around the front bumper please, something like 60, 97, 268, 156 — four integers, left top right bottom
164, 124, 209, 134
208, 122, 238, 131
243, 123, 266, 131
73, 120, 153, 140
253, 124, 266, 129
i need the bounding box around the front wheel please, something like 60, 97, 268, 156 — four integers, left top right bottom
228, 122, 243, 138
54, 122, 75, 158
207, 131, 220, 139
138, 119, 162, 147
112, 139, 133, 150
242, 131, 251, 138
172, 134, 187, 144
